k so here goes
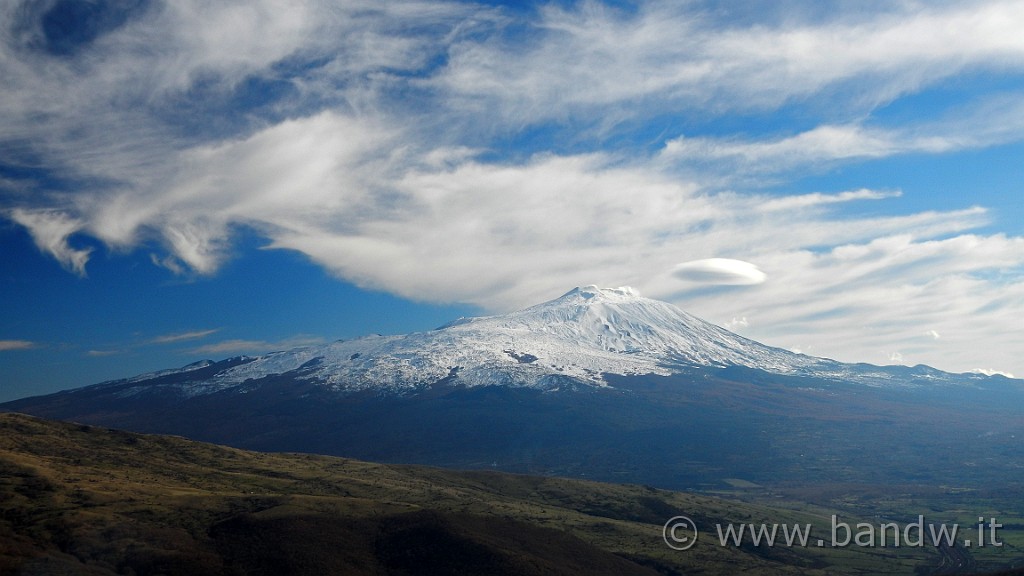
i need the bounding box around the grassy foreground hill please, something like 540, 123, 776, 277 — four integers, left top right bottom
0, 412, 986, 575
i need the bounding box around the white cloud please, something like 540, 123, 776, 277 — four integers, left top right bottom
725, 317, 750, 330
0, 340, 37, 351
8, 209, 92, 276
661, 125, 936, 172
757, 189, 902, 212
190, 336, 328, 356
973, 368, 1015, 378
660, 96, 1024, 176
149, 329, 220, 345
434, 0, 1024, 123
672, 259, 768, 286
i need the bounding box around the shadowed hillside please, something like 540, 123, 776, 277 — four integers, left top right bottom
3, 413, 1017, 575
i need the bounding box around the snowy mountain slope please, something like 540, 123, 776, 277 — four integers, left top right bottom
106, 285, 995, 398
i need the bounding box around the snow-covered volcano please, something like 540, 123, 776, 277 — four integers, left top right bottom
150, 285, 815, 394
112, 285, 983, 398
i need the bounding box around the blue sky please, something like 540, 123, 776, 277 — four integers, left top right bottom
2, 0, 1024, 401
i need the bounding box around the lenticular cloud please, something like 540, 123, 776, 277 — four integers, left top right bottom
672, 258, 768, 286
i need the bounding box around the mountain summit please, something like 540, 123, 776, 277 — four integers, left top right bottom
433, 284, 819, 381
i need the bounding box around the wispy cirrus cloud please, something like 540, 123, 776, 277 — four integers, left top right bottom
0, 340, 37, 351
149, 329, 219, 345
80, 330, 218, 357
7, 209, 92, 276
434, 0, 1024, 123
190, 336, 328, 356
660, 94, 1024, 176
